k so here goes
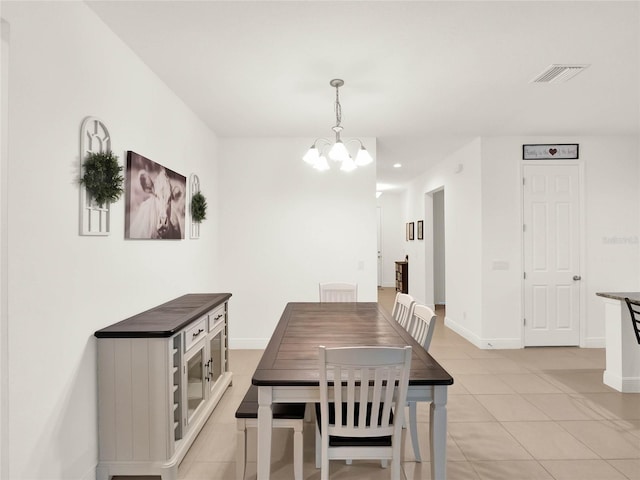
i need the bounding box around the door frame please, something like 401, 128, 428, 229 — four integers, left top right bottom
424, 186, 444, 311
376, 206, 383, 287
1, 18, 9, 480
520, 159, 586, 347
429, 188, 445, 308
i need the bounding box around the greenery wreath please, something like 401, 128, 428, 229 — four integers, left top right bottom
80, 151, 124, 207
191, 191, 207, 223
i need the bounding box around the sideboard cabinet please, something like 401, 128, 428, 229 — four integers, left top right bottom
94, 293, 232, 480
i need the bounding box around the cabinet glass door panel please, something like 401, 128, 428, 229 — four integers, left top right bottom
186, 346, 205, 421
209, 329, 223, 386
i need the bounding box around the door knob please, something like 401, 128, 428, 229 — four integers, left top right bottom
573, 275, 582, 281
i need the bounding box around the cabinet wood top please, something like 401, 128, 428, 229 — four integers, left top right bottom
95, 293, 231, 338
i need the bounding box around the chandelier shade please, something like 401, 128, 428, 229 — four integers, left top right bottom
329, 140, 350, 162
303, 79, 373, 171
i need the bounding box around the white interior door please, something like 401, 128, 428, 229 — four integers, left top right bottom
523, 164, 581, 346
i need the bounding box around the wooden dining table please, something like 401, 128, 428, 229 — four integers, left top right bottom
252, 302, 454, 480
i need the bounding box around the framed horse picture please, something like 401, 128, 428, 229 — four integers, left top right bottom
125, 151, 186, 239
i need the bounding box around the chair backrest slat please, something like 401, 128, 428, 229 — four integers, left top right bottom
357, 368, 369, 428
319, 282, 358, 302
408, 304, 437, 351
392, 293, 415, 329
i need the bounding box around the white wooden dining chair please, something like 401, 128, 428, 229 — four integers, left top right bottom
319, 282, 358, 302
404, 304, 437, 462
391, 292, 415, 329
315, 345, 412, 480
315, 282, 359, 424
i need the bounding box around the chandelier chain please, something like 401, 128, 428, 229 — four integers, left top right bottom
334, 84, 342, 128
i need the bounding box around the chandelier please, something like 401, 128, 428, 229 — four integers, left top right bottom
302, 79, 373, 172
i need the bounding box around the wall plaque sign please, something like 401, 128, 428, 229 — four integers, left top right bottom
523, 144, 579, 160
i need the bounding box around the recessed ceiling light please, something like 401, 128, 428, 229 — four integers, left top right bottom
393, 163, 402, 168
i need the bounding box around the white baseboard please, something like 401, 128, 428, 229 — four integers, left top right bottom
444, 316, 522, 349
603, 370, 640, 393
478, 337, 523, 349
443, 316, 481, 347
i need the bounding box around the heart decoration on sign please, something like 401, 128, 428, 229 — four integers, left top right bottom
549, 148, 558, 155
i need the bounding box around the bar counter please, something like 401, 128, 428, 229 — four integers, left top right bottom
596, 292, 640, 392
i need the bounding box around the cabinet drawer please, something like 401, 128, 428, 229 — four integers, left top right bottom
185, 317, 207, 351
208, 305, 225, 332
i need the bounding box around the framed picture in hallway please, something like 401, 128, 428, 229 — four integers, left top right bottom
417, 220, 424, 240
408, 222, 415, 241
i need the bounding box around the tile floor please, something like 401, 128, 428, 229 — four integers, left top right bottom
174, 289, 639, 480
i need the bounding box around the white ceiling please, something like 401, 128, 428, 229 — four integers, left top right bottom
87, 1, 639, 189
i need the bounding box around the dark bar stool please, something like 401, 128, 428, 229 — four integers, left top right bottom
624, 298, 640, 344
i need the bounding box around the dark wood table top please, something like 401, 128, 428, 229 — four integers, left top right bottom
94, 293, 232, 338
252, 302, 454, 387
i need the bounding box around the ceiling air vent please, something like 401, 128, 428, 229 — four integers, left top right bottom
531, 64, 589, 83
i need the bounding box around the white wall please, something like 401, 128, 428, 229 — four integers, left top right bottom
580, 137, 640, 343
480, 136, 640, 348
479, 137, 525, 347
404, 139, 483, 341
376, 191, 405, 287
2, 3, 219, 479
218, 138, 378, 348
404, 135, 640, 349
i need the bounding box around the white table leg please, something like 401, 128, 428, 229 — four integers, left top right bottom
236, 418, 247, 480
429, 385, 448, 480
293, 421, 303, 480
409, 401, 422, 462
257, 386, 273, 480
